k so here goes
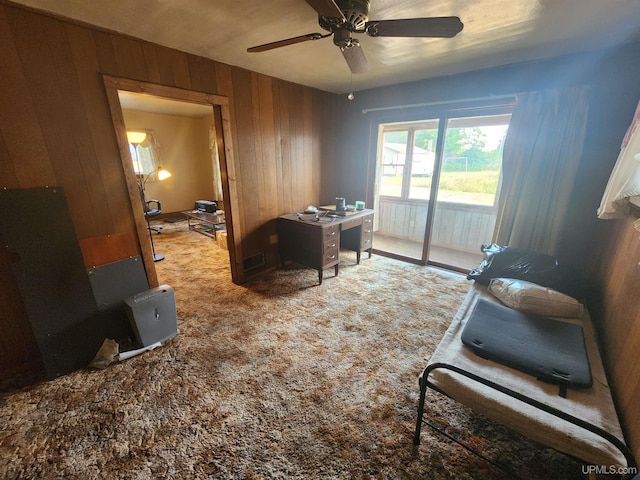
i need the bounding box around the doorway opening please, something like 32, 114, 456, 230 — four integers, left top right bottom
120, 91, 224, 264
104, 76, 240, 285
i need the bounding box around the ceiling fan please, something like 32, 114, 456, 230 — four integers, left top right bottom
247, 0, 463, 74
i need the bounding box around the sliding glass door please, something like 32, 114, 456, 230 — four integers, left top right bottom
375, 120, 440, 260
373, 107, 513, 272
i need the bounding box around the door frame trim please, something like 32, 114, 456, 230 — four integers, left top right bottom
103, 75, 242, 285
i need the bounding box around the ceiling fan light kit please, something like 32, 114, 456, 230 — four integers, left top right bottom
247, 0, 463, 75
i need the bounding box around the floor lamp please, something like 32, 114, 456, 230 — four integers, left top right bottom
142, 165, 172, 261
127, 131, 171, 263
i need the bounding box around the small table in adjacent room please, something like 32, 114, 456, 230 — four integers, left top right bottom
277, 209, 374, 284
181, 210, 226, 239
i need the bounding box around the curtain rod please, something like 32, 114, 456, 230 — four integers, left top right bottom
361, 93, 518, 115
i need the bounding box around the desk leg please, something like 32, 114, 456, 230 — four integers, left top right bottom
334, 264, 339, 277
318, 269, 323, 285
357, 250, 361, 264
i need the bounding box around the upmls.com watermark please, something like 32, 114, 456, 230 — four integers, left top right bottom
582, 464, 638, 476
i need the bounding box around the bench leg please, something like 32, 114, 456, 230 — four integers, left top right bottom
413, 372, 428, 445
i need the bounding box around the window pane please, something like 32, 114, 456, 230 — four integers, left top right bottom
379, 165, 404, 197
379, 130, 408, 197
439, 116, 510, 206
409, 128, 437, 200
130, 142, 159, 177
130, 143, 143, 174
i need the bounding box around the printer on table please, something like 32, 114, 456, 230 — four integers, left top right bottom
195, 200, 217, 213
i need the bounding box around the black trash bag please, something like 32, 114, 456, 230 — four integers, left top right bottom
467, 244, 584, 300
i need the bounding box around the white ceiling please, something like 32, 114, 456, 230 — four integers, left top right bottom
10, 0, 640, 94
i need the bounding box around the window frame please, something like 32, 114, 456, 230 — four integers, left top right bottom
375, 107, 513, 208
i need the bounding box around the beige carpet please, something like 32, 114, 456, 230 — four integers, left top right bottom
0, 219, 585, 479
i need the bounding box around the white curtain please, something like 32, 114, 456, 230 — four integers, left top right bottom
597, 100, 640, 219
209, 125, 224, 202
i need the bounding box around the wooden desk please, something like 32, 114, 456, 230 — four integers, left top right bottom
277, 209, 373, 284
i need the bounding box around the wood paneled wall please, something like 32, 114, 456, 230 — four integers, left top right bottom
595, 210, 640, 463
0, 2, 336, 382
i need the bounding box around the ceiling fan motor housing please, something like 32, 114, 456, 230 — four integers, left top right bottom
337, 0, 370, 30
318, 0, 370, 48
319, 0, 370, 31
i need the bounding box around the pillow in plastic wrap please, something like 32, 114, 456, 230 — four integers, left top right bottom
488, 277, 584, 318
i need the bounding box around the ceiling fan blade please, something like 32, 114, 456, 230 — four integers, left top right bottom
247, 33, 327, 53
341, 43, 370, 74
365, 17, 464, 38
304, 0, 345, 21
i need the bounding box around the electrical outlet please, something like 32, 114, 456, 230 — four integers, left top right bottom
269, 234, 279, 245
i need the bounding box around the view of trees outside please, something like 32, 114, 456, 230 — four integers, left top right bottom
379, 118, 510, 205
439, 122, 508, 205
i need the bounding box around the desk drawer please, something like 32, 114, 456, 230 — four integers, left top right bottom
341, 217, 363, 230
361, 214, 373, 249
323, 225, 339, 242
361, 233, 372, 250
323, 238, 338, 254
323, 250, 339, 266
323, 240, 339, 266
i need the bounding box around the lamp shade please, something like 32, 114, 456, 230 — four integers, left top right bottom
157, 168, 172, 181
126, 131, 147, 144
